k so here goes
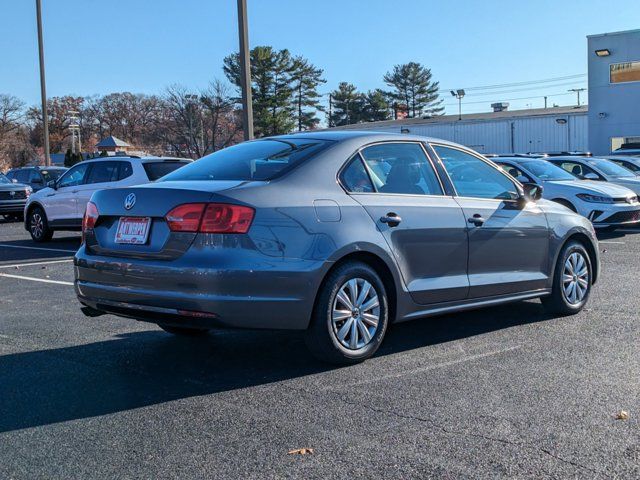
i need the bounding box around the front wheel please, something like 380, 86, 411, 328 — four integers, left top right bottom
305, 262, 389, 365
542, 240, 592, 315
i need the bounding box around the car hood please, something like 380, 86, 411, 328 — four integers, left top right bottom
28, 186, 54, 200
0, 182, 28, 191
545, 179, 637, 197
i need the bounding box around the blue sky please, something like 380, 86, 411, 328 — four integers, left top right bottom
1, 0, 637, 115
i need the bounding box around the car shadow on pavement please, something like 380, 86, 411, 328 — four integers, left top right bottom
0, 237, 81, 263
0, 301, 551, 433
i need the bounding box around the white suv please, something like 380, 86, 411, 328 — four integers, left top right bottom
24, 156, 191, 242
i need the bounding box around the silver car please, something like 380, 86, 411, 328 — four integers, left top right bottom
603, 155, 640, 176
75, 132, 600, 364
495, 157, 640, 229
548, 156, 640, 196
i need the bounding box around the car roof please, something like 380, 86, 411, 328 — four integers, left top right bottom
268, 130, 458, 146
76, 156, 191, 165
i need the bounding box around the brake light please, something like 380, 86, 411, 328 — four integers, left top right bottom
165, 203, 206, 232
200, 203, 254, 233
82, 201, 99, 243
165, 203, 254, 234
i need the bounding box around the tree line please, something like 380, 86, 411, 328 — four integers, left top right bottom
0, 46, 443, 170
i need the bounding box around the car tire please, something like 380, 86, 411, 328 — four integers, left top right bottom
542, 240, 592, 315
28, 207, 53, 242
158, 324, 210, 336
305, 261, 389, 365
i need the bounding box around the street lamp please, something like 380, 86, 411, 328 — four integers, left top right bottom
66, 110, 81, 156
450, 89, 465, 121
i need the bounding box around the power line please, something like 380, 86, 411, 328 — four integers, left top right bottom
457, 81, 587, 98
441, 90, 586, 107
441, 73, 586, 92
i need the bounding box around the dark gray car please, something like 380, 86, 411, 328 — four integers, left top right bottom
75, 132, 600, 364
0, 173, 31, 220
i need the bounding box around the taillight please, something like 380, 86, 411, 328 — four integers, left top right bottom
200, 203, 254, 233
165, 203, 254, 234
165, 203, 206, 232
82, 201, 99, 243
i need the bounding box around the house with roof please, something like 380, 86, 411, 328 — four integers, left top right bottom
95, 136, 132, 155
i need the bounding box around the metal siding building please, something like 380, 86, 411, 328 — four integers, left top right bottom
329, 106, 588, 154
588, 29, 640, 155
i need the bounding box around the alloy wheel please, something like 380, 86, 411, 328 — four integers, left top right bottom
331, 277, 380, 350
562, 252, 589, 305
31, 213, 44, 239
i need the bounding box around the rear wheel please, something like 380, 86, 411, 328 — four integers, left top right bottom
28, 207, 53, 242
542, 240, 592, 315
158, 324, 210, 336
305, 261, 389, 365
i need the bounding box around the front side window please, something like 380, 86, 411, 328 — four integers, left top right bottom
611, 159, 640, 173
434, 145, 519, 200
360, 143, 443, 195
519, 161, 576, 181
40, 169, 66, 183
29, 170, 44, 184
587, 158, 635, 178
340, 154, 374, 193
161, 139, 333, 182
553, 161, 603, 180
58, 163, 90, 188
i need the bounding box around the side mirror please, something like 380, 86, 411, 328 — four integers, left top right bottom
521, 182, 543, 204
583, 172, 599, 180
46, 180, 57, 190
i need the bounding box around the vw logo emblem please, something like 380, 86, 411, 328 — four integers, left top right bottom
10, 191, 15, 197
124, 193, 136, 210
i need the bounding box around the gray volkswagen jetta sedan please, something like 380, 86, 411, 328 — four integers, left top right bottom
75, 132, 599, 364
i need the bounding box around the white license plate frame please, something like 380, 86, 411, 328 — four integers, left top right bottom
115, 217, 152, 245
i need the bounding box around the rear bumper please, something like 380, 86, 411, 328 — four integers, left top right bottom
74, 245, 327, 330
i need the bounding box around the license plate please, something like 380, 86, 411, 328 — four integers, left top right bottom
115, 217, 151, 245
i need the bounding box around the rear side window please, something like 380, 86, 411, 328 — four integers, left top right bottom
143, 161, 189, 181
340, 155, 374, 193
497, 163, 532, 183
360, 143, 443, 195
160, 139, 333, 182
554, 161, 602, 180
118, 161, 133, 180
613, 159, 640, 172
29, 170, 43, 183
86, 161, 119, 184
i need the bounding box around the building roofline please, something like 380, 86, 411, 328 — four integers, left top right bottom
587, 28, 640, 38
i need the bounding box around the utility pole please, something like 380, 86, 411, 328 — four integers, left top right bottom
237, 0, 253, 140
568, 88, 586, 107
35, 0, 50, 166
544, 96, 548, 109
328, 94, 332, 128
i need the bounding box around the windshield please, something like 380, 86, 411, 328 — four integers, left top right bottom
40, 169, 66, 183
587, 158, 636, 178
520, 161, 576, 181
0, 174, 10, 184
161, 139, 333, 182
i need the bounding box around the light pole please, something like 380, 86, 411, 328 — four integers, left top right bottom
237, 0, 253, 140
67, 110, 81, 156
450, 89, 465, 121
568, 88, 586, 107
35, 0, 50, 166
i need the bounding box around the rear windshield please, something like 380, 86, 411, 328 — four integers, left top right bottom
160, 139, 333, 182
143, 161, 191, 181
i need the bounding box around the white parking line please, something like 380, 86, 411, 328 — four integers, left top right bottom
0, 244, 77, 253
333, 345, 523, 389
0, 272, 73, 286
0, 259, 74, 269
599, 240, 625, 244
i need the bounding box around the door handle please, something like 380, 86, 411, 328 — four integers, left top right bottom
380, 213, 402, 227
467, 214, 485, 227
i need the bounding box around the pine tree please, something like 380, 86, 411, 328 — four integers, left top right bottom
329, 82, 364, 126
291, 56, 326, 131
383, 62, 444, 118
361, 89, 391, 122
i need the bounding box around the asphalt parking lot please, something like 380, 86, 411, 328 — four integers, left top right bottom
0, 219, 638, 479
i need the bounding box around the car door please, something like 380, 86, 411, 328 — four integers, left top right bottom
344, 142, 469, 305
432, 144, 550, 298
75, 161, 120, 217
44, 163, 90, 223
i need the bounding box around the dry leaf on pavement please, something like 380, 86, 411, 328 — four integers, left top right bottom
288, 448, 314, 455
